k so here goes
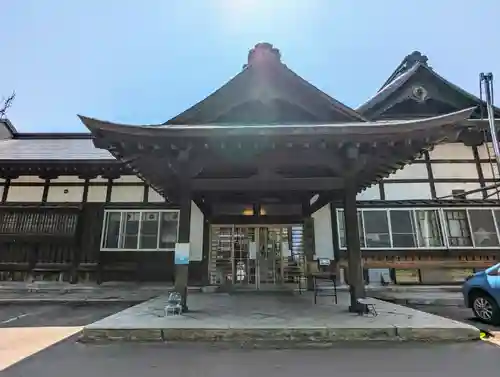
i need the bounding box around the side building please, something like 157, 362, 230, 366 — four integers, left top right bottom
0, 45, 499, 286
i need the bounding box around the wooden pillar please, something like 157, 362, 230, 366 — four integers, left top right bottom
343, 185, 365, 311
175, 192, 192, 311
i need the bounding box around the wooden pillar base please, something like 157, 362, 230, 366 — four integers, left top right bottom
174, 264, 189, 312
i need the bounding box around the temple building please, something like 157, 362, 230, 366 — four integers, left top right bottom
0, 43, 499, 301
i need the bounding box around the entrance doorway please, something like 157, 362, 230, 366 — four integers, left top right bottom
209, 225, 305, 289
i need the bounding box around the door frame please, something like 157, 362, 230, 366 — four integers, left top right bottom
209, 224, 300, 290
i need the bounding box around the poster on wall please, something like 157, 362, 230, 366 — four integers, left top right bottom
282, 242, 291, 257
174, 243, 190, 265
249, 242, 257, 260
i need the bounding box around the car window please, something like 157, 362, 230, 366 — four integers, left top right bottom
485, 263, 500, 275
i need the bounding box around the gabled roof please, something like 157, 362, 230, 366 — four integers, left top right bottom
0, 119, 17, 139
357, 51, 500, 120
165, 43, 366, 125
81, 107, 474, 139
0, 134, 114, 161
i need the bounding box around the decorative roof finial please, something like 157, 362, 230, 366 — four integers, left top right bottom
405, 51, 429, 67
243, 43, 282, 69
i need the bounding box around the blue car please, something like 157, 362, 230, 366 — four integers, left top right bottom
462, 263, 500, 325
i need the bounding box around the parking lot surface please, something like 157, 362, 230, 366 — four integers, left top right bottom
3, 340, 500, 377
0, 303, 131, 371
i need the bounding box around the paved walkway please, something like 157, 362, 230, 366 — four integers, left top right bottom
82, 292, 479, 344
0, 282, 462, 304
0, 282, 202, 304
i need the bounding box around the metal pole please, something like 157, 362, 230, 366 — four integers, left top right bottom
481, 73, 500, 176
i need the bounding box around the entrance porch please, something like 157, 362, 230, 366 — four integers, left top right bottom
81, 291, 479, 343
81, 106, 476, 312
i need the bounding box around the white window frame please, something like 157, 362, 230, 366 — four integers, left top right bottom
411, 208, 446, 249
388, 208, 419, 249
360, 208, 393, 250
440, 207, 500, 249
336, 207, 500, 250
100, 209, 180, 251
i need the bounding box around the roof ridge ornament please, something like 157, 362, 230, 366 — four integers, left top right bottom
243, 42, 282, 69
404, 51, 429, 68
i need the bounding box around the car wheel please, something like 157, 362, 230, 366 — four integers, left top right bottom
472, 294, 500, 325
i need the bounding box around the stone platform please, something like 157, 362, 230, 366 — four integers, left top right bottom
81, 291, 479, 345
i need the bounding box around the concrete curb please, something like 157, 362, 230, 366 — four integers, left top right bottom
372, 295, 464, 307
80, 326, 480, 344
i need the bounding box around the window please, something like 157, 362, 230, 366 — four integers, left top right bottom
389, 210, 417, 248
415, 210, 444, 247
103, 212, 121, 248
0, 211, 78, 236
102, 210, 179, 250
337, 210, 365, 248
443, 209, 472, 247
122, 212, 140, 249
362, 210, 391, 248
467, 209, 499, 247
159, 211, 179, 249
337, 207, 500, 249
140, 212, 159, 249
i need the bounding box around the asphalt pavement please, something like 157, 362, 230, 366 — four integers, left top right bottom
0, 303, 132, 328
409, 304, 500, 333
3, 340, 500, 377
0, 303, 132, 371
1, 302, 500, 376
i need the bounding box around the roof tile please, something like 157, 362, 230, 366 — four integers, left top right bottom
0, 138, 114, 161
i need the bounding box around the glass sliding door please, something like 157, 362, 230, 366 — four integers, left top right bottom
209, 225, 304, 289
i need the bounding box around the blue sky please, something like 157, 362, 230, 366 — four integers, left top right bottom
3, 0, 500, 132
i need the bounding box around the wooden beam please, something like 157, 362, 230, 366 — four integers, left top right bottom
191, 177, 343, 191
307, 192, 337, 215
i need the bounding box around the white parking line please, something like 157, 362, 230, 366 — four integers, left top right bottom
0, 313, 31, 325
483, 331, 500, 346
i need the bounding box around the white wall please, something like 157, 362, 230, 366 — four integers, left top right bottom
435, 182, 483, 199
47, 186, 84, 202
429, 144, 473, 159
148, 187, 165, 203
110, 185, 144, 202
6, 186, 43, 202
87, 186, 107, 202
311, 204, 334, 260
357, 184, 380, 200
2, 175, 168, 204
432, 163, 477, 179
189, 201, 204, 261
384, 182, 432, 200
388, 162, 428, 180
